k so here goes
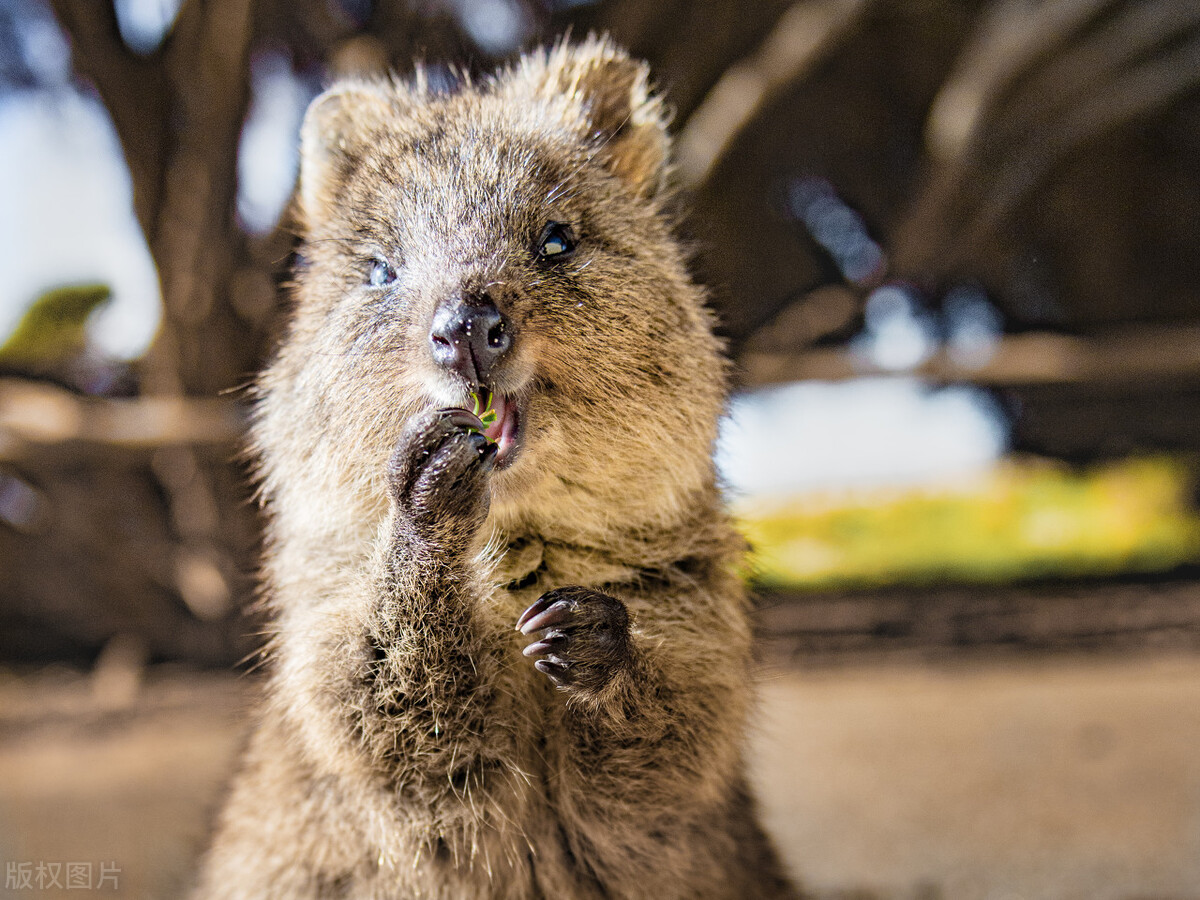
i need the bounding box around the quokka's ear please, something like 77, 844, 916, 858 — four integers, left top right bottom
506, 35, 671, 198
297, 81, 398, 227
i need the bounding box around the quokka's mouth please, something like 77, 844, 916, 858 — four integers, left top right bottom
474, 390, 521, 469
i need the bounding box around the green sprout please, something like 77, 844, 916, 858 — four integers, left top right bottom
471, 390, 498, 429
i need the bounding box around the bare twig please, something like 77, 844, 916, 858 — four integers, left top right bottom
924, 0, 1117, 165
739, 323, 1200, 388
674, 0, 873, 189
896, 0, 1200, 280
958, 15, 1200, 262
0, 379, 244, 459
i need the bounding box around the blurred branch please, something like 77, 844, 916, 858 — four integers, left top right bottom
46, 0, 172, 228
49, 0, 263, 399
988, 0, 1200, 154
739, 323, 1200, 387
959, 20, 1200, 266
146, 0, 257, 397
923, 0, 1117, 165
253, 0, 358, 67
674, 0, 873, 189
742, 285, 860, 354
757, 576, 1200, 661
0, 379, 244, 461
896, 0, 1200, 279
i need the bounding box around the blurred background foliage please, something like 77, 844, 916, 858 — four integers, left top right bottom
741, 457, 1200, 590
1, 0, 1199, 668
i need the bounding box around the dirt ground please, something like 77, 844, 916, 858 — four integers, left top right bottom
750, 654, 1200, 900
1, 654, 1199, 899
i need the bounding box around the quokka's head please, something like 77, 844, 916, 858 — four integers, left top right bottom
264, 36, 727, 538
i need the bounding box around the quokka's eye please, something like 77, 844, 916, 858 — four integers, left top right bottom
366, 258, 397, 287
536, 222, 576, 261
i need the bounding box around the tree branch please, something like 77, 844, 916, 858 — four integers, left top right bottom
955, 10, 1200, 266
674, 0, 874, 190
893, 0, 1200, 280
922, 0, 1117, 166
0, 378, 244, 461
47, 0, 172, 233
739, 323, 1200, 388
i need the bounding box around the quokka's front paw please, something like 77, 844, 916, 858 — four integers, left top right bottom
388, 407, 495, 547
517, 587, 632, 693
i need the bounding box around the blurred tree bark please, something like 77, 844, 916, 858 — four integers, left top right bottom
37, 0, 298, 666
50, 0, 285, 397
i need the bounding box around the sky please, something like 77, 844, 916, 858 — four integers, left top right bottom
717, 378, 1007, 499
0, 89, 161, 360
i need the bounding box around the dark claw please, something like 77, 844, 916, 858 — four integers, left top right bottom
519, 587, 631, 694
436, 407, 487, 433
517, 600, 573, 635
515, 595, 553, 631
534, 659, 573, 685
522, 631, 569, 657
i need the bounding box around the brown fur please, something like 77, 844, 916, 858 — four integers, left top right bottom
193, 37, 800, 899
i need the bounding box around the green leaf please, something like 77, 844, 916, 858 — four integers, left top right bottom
0, 283, 112, 366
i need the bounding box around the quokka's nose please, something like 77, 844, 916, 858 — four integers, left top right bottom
428, 293, 512, 384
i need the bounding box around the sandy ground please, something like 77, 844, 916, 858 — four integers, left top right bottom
1, 654, 1199, 899
0, 670, 247, 899
750, 655, 1200, 900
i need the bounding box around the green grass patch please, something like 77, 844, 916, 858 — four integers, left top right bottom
736, 457, 1200, 590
